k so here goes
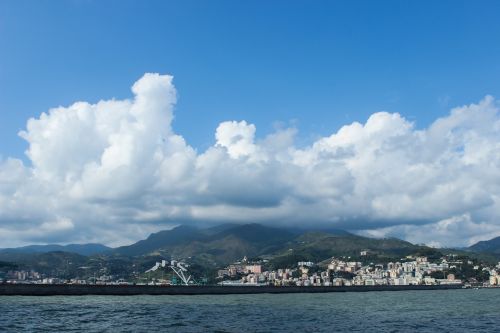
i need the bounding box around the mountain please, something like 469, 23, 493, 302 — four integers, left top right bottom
285, 226, 353, 236
468, 236, 500, 255
0, 243, 111, 256
0, 251, 90, 278
114, 225, 206, 256
0, 223, 465, 280
111, 223, 432, 268
208, 223, 295, 245
113, 223, 297, 265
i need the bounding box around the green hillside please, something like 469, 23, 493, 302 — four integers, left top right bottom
0, 223, 463, 281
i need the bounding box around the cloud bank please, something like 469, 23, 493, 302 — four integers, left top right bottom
1, 73, 500, 247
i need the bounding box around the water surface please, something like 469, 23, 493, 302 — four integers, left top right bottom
1, 289, 498, 332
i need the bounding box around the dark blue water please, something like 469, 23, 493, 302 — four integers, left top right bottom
1, 289, 499, 332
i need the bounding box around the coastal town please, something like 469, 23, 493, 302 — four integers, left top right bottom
3, 251, 500, 288
216, 254, 499, 287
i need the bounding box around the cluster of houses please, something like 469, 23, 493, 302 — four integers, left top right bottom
0, 269, 121, 285
216, 254, 492, 287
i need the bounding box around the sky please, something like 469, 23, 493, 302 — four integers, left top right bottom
1, 0, 500, 248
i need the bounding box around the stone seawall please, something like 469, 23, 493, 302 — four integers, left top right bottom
0, 284, 463, 296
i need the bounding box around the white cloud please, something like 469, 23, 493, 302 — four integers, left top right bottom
358, 214, 500, 248
215, 120, 259, 159
1, 73, 500, 247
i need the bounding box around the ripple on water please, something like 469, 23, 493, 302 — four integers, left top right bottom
0, 289, 499, 332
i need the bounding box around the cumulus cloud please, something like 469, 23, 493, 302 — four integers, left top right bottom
1, 73, 500, 247
359, 214, 500, 248
215, 121, 258, 159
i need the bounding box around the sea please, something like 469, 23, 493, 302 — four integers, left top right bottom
0, 289, 499, 332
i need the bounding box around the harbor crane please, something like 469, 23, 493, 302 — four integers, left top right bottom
145, 260, 192, 285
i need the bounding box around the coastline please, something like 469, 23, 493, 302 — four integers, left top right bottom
0, 284, 464, 296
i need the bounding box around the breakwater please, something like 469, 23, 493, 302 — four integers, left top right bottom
0, 284, 463, 296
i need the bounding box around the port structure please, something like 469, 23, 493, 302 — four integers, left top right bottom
145, 260, 192, 285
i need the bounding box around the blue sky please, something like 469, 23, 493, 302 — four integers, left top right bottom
2, 0, 500, 159
1, 0, 500, 247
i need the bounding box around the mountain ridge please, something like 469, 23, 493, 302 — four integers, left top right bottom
468, 236, 500, 255
4, 223, 495, 280
107, 223, 434, 267
5, 223, 488, 270
0, 243, 111, 256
